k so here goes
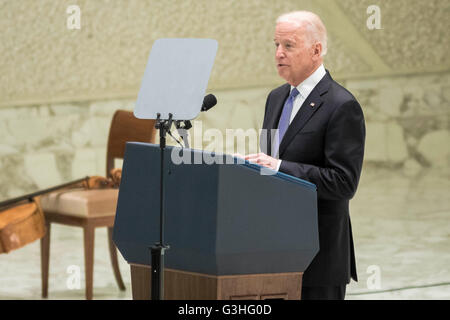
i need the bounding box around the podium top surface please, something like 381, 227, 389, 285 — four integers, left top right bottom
129, 142, 316, 190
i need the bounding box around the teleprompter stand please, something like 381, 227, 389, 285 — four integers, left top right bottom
151, 113, 195, 299
130, 38, 218, 300
150, 112, 174, 300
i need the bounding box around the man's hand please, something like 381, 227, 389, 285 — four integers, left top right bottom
245, 153, 279, 170
232, 153, 245, 159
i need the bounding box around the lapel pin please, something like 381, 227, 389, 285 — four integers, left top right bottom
310, 102, 315, 107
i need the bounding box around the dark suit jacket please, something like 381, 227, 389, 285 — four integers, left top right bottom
261, 71, 365, 286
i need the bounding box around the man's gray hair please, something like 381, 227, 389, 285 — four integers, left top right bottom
276, 11, 328, 56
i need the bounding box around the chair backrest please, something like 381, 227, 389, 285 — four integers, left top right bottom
106, 110, 157, 177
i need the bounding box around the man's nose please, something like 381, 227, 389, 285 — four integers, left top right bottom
275, 46, 285, 59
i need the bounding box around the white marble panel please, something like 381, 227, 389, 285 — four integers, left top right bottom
364, 122, 388, 162
71, 149, 98, 178
417, 130, 450, 168
89, 117, 112, 148
386, 121, 408, 163
6, 118, 52, 146
24, 153, 62, 189
379, 87, 403, 118
94, 147, 107, 176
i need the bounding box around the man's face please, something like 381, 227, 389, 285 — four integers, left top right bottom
274, 22, 315, 86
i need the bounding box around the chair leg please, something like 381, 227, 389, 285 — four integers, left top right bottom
108, 227, 126, 291
40, 222, 51, 298
83, 225, 95, 300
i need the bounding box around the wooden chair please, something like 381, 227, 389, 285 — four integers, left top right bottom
39, 110, 156, 300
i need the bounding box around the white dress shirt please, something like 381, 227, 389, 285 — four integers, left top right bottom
275, 64, 326, 171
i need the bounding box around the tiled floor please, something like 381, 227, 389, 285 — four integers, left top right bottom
0, 167, 449, 300
346, 166, 450, 300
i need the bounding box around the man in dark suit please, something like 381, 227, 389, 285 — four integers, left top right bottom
245, 11, 365, 300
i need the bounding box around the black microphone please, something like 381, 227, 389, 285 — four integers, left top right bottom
201, 94, 217, 112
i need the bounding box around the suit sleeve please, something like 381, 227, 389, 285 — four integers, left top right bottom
279, 100, 366, 200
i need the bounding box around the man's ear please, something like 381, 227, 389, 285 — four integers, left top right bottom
312, 42, 322, 61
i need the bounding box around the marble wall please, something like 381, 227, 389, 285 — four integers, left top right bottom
2, 0, 448, 108
346, 73, 450, 175
0, 71, 449, 201
1, 0, 449, 201
0, 100, 132, 199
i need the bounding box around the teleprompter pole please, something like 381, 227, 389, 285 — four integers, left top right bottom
151, 113, 172, 300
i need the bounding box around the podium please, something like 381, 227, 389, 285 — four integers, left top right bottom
113, 143, 319, 300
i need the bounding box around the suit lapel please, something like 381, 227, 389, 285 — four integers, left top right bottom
278, 72, 332, 157
267, 84, 290, 130
263, 84, 289, 155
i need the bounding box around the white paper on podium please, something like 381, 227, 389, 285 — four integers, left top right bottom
134, 38, 218, 121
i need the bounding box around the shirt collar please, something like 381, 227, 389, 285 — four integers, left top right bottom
290, 64, 326, 98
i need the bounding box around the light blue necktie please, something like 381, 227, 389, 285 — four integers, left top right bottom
272, 88, 300, 157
